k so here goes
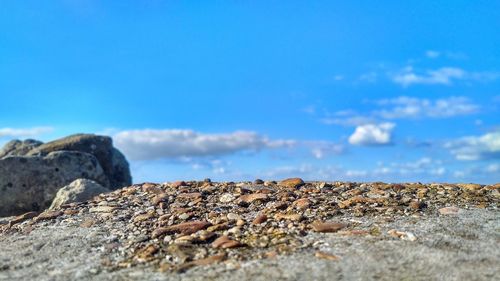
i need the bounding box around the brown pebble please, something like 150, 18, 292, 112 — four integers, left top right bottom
152, 221, 211, 238
171, 181, 187, 188
238, 193, 268, 204
80, 219, 96, 228
177, 192, 202, 200
212, 235, 242, 249
293, 198, 311, 210
151, 193, 169, 205
63, 209, 79, 215
133, 213, 154, 223
7, 211, 38, 227
252, 214, 268, 225
279, 178, 305, 188
35, 211, 63, 222
409, 200, 426, 210
315, 251, 340, 261
275, 213, 302, 221
142, 183, 164, 194
438, 206, 460, 215
135, 245, 159, 262
310, 221, 347, 233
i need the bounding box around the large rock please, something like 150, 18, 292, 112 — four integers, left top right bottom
0, 134, 132, 216
26, 134, 131, 188
49, 178, 110, 210
0, 151, 109, 216
0, 139, 43, 158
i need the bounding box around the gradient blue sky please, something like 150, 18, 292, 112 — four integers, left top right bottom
1, 1, 499, 183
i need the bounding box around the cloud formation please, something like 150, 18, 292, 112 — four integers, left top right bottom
114, 129, 296, 160
445, 131, 500, 161
376, 96, 479, 119
348, 122, 395, 146
0, 127, 54, 138
392, 66, 499, 87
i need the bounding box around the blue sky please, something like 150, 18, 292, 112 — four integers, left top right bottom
1, 1, 499, 184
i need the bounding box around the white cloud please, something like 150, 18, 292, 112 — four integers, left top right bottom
376, 96, 479, 119
0, 127, 54, 138
392, 66, 499, 87
318, 96, 478, 131
425, 50, 440, 59
348, 122, 395, 146
392, 66, 465, 87
114, 129, 296, 160
306, 141, 345, 159
358, 71, 378, 83
445, 131, 500, 161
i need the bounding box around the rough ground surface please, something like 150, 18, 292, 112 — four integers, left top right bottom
0, 180, 498, 281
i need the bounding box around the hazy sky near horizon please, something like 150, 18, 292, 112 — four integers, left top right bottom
1, 1, 499, 183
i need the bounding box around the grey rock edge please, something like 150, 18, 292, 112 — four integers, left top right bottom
49, 179, 110, 210
0, 208, 498, 281
0, 151, 109, 216
0, 134, 131, 216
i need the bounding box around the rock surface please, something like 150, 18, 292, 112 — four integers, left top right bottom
0, 139, 43, 158
0, 134, 131, 216
0, 151, 109, 216
49, 178, 110, 210
0, 180, 498, 280
25, 134, 131, 189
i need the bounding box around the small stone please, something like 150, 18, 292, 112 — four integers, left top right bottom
133, 213, 153, 223
279, 178, 305, 188
238, 193, 268, 204
226, 213, 240, 221
409, 200, 426, 210
274, 213, 303, 221
178, 213, 190, 220
387, 229, 417, 241
171, 181, 187, 188
211, 235, 242, 249
151, 194, 168, 206
438, 206, 460, 215
219, 193, 235, 203
293, 198, 311, 210
236, 219, 245, 226
35, 210, 63, 222
142, 183, 164, 194
310, 221, 347, 233
8, 211, 38, 227
152, 221, 211, 238
135, 245, 158, 262
89, 206, 116, 213
80, 218, 96, 228
177, 192, 202, 200
254, 179, 264, 184
315, 251, 340, 261
252, 214, 268, 225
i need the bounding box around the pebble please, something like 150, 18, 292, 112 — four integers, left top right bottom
310, 221, 347, 233
438, 206, 460, 215
212, 235, 242, 249
89, 206, 116, 213
238, 193, 268, 204
315, 251, 340, 261
387, 229, 417, 241
35, 210, 63, 222
219, 194, 235, 203
279, 178, 305, 188
252, 214, 268, 225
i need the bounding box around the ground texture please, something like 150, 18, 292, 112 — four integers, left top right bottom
1, 180, 499, 281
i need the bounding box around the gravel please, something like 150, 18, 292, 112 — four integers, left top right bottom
0, 180, 498, 281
